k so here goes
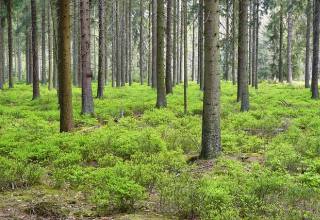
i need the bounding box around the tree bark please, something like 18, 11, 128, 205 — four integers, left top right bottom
224, 0, 230, 81
166, 0, 173, 94
173, 0, 177, 86
198, 0, 204, 90
48, 3, 53, 90
192, 0, 196, 81
57, 0, 73, 132
254, 0, 258, 89
183, 0, 188, 113
232, 0, 237, 85
7, 0, 13, 88
41, 0, 46, 85
80, 0, 94, 113
128, 0, 133, 86
200, 0, 221, 159
156, 0, 167, 108
0, 4, 3, 89
139, 0, 144, 85
305, 0, 312, 88
97, 0, 105, 98
72, 0, 78, 86
312, 0, 320, 99
238, 0, 249, 111
152, 0, 157, 88
279, 3, 284, 83
287, 0, 293, 84
31, 0, 40, 99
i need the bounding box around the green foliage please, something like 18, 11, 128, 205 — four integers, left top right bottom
0, 83, 319, 218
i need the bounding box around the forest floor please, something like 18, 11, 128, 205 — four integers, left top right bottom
0, 82, 320, 219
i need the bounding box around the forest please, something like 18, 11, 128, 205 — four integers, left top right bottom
0, 0, 320, 219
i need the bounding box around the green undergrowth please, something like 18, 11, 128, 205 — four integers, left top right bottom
0, 82, 319, 218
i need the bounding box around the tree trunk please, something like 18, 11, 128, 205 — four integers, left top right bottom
7, 0, 13, 88
279, 4, 284, 83
192, 0, 196, 81
57, 0, 73, 132
152, 0, 157, 88
287, 0, 293, 84
232, 0, 237, 85
48, 3, 53, 90
31, 0, 40, 99
200, 0, 221, 159
305, 0, 312, 88
139, 0, 144, 85
128, 0, 132, 86
198, 0, 204, 90
183, 0, 188, 113
156, 0, 167, 108
148, 1, 152, 86
0, 4, 3, 89
224, 0, 230, 81
17, 42, 22, 81
254, 0, 259, 89
97, 0, 105, 98
179, 1, 183, 84
173, 0, 177, 86
238, 0, 249, 111
116, 1, 121, 87
41, 0, 46, 85
80, 0, 94, 114
72, 0, 78, 86
166, 0, 173, 94
311, 0, 320, 99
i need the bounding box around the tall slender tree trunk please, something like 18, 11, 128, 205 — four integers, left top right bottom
224, 0, 230, 81
29, 28, 33, 84
0, 4, 3, 89
156, 0, 167, 108
311, 0, 320, 99
183, 0, 188, 113
31, 0, 40, 99
192, 0, 196, 81
152, 0, 157, 88
73, 0, 78, 86
26, 30, 29, 84
254, 0, 259, 89
305, 0, 312, 88
279, 4, 284, 83
148, 1, 152, 86
17, 43, 22, 81
176, 0, 180, 84
57, 0, 73, 132
120, 1, 126, 86
198, 0, 204, 90
128, 0, 133, 86
116, 1, 121, 87
179, 1, 183, 84
139, 0, 144, 85
232, 0, 237, 85
287, 0, 293, 84
41, 0, 46, 85
173, 0, 177, 86
166, 0, 173, 94
80, 0, 94, 114
7, 0, 13, 88
250, 0, 255, 86
48, 4, 53, 90
97, 0, 105, 98
200, 0, 221, 159
238, 0, 249, 111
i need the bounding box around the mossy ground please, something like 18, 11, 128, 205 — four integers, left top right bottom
0, 82, 319, 219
